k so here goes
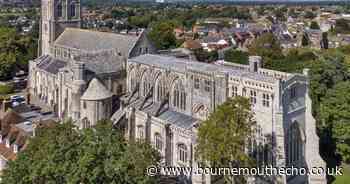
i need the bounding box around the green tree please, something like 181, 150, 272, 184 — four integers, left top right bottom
196, 97, 255, 183
224, 49, 249, 65
193, 48, 218, 63
1, 121, 161, 184
310, 21, 320, 30
334, 19, 350, 34
248, 33, 283, 60
0, 84, 14, 95
304, 11, 317, 19
320, 82, 350, 163
148, 21, 178, 50
302, 34, 309, 47
321, 32, 329, 49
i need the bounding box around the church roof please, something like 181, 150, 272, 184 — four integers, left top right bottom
81, 78, 113, 101
74, 49, 124, 74
36, 55, 66, 74
129, 54, 277, 83
54, 28, 139, 57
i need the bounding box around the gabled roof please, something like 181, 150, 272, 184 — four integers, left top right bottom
36, 55, 66, 74
54, 28, 139, 57
74, 50, 124, 74
81, 78, 113, 101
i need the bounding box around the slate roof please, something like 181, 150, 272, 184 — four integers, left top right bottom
36, 55, 66, 74
81, 78, 113, 101
74, 50, 124, 74
129, 54, 277, 83
128, 97, 198, 130
55, 28, 139, 57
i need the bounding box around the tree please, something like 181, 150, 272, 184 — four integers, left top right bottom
193, 48, 218, 63
321, 32, 329, 49
224, 49, 249, 65
248, 33, 283, 60
320, 82, 350, 163
304, 11, 317, 19
0, 84, 14, 95
0, 26, 37, 80
148, 21, 178, 50
302, 34, 309, 47
334, 19, 350, 34
1, 121, 161, 184
196, 97, 255, 183
310, 21, 320, 30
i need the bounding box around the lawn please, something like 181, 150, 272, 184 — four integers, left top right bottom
333, 164, 350, 184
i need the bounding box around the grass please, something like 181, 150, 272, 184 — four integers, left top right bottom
333, 164, 350, 184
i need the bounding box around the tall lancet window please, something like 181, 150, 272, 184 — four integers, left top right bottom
57, 4, 62, 17
172, 80, 186, 111
141, 73, 151, 97
70, 3, 76, 17
156, 77, 166, 102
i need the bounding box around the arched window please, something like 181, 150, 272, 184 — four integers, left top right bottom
82, 118, 90, 129
137, 125, 144, 140
141, 73, 151, 97
57, 4, 62, 17
287, 122, 304, 166
154, 133, 162, 151
172, 80, 186, 111
70, 3, 76, 17
178, 144, 187, 163
156, 77, 166, 102
128, 69, 137, 92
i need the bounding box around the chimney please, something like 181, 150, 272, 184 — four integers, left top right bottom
249, 56, 262, 72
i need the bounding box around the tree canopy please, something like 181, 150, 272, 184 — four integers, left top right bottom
224, 49, 249, 65
148, 21, 178, 50
248, 33, 283, 60
196, 96, 255, 182
1, 121, 161, 184
0, 26, 37, 80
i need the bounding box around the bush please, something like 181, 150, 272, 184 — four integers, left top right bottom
0, 84, 14, 95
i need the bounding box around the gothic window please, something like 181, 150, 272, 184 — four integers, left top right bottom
139, 48, 143, 54
57, 4, 62, 17
178, 143, 187, 163
194, 78, 200, 89
262, 93, 270, 107
141, 73, 151, 97
82, 118, 90, 129
204, 80, 211, 92
83, 101, 86, 109
173, 80, 186, 111
70, 3, 76, 17
137, 125, 144, 140
291, 86, 297, 99
232, 86, 238, 97
156, 78, 166, 102
154, 133, 162, 151
287, 122, 303, 166
250, 90, 257, 104
129, 69, 137, 92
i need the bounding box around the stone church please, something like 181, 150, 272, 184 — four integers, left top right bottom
29, 0, 327, 183
29, 0, 156, 128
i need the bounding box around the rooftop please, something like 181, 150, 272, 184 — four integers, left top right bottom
129, 54, 279, 83
54, 28, 140, 57
81, 78, 114, 101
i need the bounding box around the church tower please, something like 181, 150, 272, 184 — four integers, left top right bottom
39, 0, 81, 56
